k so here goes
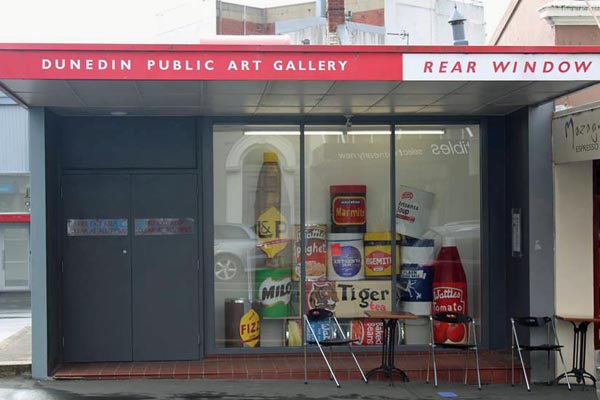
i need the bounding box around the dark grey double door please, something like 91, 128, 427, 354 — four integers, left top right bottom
62, 174, 200, 362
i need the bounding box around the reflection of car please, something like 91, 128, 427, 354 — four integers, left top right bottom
214, 224, 265, 281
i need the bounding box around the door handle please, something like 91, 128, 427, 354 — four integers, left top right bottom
122, 249, 128, 255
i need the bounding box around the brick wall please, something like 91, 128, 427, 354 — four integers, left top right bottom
328, 0, 346, 32
351, 9, 384, 26
220, 18, 275, 35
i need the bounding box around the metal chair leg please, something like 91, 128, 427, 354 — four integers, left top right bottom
347, 344, 368, 383
317, 344, 340, 388
511, 321, 515, 387
432, 343, 438, 387
557, 348, 572, 390
552, 319, 572, 391
304, 336, 308, 384
512, 319, 531, 391
426, 344, 431, 383
464, 348, 469, 385
474, 345, 482, 390
471, 320, 481, 390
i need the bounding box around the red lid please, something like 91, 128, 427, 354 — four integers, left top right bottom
330, 185, 367, 194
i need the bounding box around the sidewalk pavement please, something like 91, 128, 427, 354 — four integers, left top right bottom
0, 291, 32, 367
0, 376, 598, 400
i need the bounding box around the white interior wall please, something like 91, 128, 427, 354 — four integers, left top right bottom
554, 161, 595, 376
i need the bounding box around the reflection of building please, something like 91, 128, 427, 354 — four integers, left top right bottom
385, 0, 485, 45
491, 0, 600, 383
218, 0, 385, 44
0, 94, 30, 292
158, 0, 484, 46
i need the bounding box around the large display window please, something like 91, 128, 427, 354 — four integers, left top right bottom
213, 123, 480, 349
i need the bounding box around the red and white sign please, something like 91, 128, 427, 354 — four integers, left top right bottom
0, 213, 30, 223
404, 54, 599, 81
0, 50, 402, 81
0, 45, 599, 81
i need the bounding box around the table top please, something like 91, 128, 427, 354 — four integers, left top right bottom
364, 311, 419, 320
556, 315, 600, 323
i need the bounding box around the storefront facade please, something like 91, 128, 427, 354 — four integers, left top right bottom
0, 44, 596, 379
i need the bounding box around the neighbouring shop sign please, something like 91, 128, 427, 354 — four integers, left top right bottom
553, 105, 600, 163
67, 218, 128, 236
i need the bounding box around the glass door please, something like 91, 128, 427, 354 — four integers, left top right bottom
0, 224, 30, 291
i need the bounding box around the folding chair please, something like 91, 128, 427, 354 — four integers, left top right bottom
511, 316, 571, 391
303, 308, 367, 388
426, 312, 482, 390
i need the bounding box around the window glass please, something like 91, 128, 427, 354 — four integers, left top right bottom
213, 125, 300, 348
212, 123, 481, 350
0, 175, 30, 213
304, 125, 392, 347
2, 225, 29, 289
394, 125, 480, 345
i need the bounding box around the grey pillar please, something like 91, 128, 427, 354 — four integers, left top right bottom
29, 107, 47, 379
528, 102, 555, 382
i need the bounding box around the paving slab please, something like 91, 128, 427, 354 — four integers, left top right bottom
0, 325, 31, 363
0, 376, 597, 400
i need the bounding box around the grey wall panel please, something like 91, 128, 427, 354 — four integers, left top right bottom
0, 105, 29, 173
61, 117, 196, 170
30, 108, 47, 379
482, 117, 508, 350
506, 108, 530, 323
528, 102, 556, 382
44, 111, 62, 374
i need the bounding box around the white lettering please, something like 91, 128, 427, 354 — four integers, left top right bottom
70, 59, 81, 70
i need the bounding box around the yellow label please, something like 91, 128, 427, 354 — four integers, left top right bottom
257, 206, 289, 258
239, 309, 260, 347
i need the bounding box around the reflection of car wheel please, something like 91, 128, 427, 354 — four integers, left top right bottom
214, 254, 242, 281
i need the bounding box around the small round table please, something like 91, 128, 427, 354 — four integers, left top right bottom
364, 311, 419, 385
555, 315, 600, 387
